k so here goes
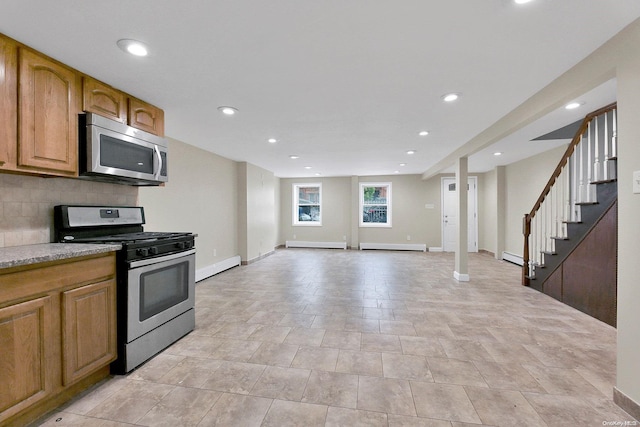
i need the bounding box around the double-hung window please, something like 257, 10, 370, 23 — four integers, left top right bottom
360, 182, 392, 227
293, 183, 322, 226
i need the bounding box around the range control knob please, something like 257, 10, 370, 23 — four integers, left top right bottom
137, 248, 149, 257
149, 246, 159, 255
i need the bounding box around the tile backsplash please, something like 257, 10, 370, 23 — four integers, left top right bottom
0, 173, 138, 248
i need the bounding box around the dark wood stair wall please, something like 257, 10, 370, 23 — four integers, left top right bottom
540, 196, 617, 327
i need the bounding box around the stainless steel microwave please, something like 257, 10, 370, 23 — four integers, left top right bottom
79, 113, 168, 186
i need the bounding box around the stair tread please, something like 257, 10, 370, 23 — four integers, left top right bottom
533, 263, 545, 268
541, 250, 557, 255
591, 179, 617, 185
576, 201, 599, 206
563, 221, 582, 224
608, 156, 618, 161
551, 236, 569, 240
525, 275, 536, 281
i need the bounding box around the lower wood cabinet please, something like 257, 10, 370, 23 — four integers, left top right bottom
0, 252, 117, 426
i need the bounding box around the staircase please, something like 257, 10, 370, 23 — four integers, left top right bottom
523, 103, 617, 326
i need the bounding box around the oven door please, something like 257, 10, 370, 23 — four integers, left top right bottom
127, 249, 195, 342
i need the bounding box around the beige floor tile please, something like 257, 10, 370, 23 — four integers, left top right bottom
428, 357, 488, 387
336, 350, 383, 376
464, 386, 546, 427
250, 365, 311, 400
201, 361, 266, 394
357, 376, 416, 416
248, 341, 300, 366
247, 324, 292, 343
388, 414, 455, 426
311, 314, 348, 330
439, 339, 496, 362
523, 363, 606, 398
472, 360, 546, 393
207, 337, 262, 361
321, 330, 362, 350
409, 381, 481, 424
291, 346, 340, 371
261, 399, 328, 427
284, 327, 326, 346
479, 341, 541, 365
247, 310, 286, 325
523, 392, 610, 425
37, 412, 133, 426
326, 406, 388, 426
301, 370, 359, 408
380, 320, 418, 336
86, 396, 159, 424
136, 387, 221, 426
361, 333, 403, 353
399, 336, 447, 358
198, 393, 272, 427
382, 353, 433, 382
278, 313, 316, 328
156, 357, 223, 388
345, 317, 381, 333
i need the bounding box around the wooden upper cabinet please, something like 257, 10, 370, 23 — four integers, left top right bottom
82, 77, 127, 124
0, 35, 17, 170
18, 48, 80, 176
128, 97, 164, 136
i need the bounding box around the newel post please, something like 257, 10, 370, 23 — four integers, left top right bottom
522, 214, 531, 286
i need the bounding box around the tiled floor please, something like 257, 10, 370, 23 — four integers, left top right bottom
38, 249, 636, 426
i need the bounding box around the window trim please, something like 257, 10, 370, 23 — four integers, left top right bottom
359, 182, 392, 228
293, 183, 322, 226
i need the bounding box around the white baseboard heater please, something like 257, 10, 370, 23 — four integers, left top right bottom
285, 241, 347, 249
196, 255, 241, 282
502, 251, 524, 266
360, 243, 427, 252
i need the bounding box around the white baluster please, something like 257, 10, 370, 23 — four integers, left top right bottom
603, 111, 609, 181
612, 108, 617, 159
572, 148, 580, 222
578, 134, 585, 204
594, 115, 600, 183
586, 121, 592, 202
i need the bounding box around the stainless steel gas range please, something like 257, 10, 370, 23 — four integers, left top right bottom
54, 205, 196, 374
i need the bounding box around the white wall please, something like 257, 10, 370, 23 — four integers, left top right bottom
139, 138, 238, 272
503, 145, 568, 256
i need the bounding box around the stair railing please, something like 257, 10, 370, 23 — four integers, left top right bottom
523, 102, 617, 286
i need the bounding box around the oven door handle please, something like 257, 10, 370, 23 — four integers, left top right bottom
129, 249, 196, 269
153, 144, 163, 181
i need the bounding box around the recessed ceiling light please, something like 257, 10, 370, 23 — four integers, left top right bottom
394, 170, 400, 174
289, 155, 299, 160
315, 173, 321, 176
514, 0, 533, 4
442, 93, 460, 102
406, 150, 416, 155
304, 166, 312, 170
218, 106, 238, 115
418, 131, 429, 136
399, 163, 407, 167
268, 138, 277, 143
116, 39, 148, 57
565, 102, 581, 110
494, 152, 502, 156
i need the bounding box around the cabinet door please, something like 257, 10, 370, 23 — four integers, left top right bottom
0, 296, 53, 424
83, 77, 127, 124
18, 48, 80, 175
61, 278, 116, 386
0, 35, 17, 170
128, 97, 165, 136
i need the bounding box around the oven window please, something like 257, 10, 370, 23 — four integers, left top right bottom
100, 134, 155, 174
139, 261, 189, 321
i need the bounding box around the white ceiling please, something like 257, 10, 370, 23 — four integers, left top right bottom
1, 1, 638, 178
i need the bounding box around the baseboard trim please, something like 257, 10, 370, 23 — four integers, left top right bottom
454, 271, 470, 282
614, 387, 640, 421
479, 249, 495, 257
242, 250, 275, 265
196, 255, 241, 282
428, 247, 443, 252
360, 243, 427, 252
502, 251, 524, 266
285, 240, 347, 249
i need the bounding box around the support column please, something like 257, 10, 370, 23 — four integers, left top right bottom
454, 157, 469, 281
495, 166, 506, 260
350, 176, 359, 250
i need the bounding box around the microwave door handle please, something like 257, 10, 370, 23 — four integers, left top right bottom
153, 145, 162, 180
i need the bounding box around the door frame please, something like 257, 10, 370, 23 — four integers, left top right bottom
441, 176, 478, 253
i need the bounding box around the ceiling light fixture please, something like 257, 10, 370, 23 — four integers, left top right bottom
399, 163, 407, 167
217, 106, 238, 115
304, 166, 312, 170
514, 0, 533, 4
268, 138, 277, 143
394, 171, 400, 174
116, 39, 148, 57
406, 150, 416, 155
565, 102, 581, 110
315, 173, 321, 176
289, 155, 299, 160
494, 152, 503, 156
418, 131, 429, 136
442, 93, 460, 102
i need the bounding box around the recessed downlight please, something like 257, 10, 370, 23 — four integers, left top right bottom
304, 166, 312, 170
406, 150, 416, 155
289, 155, 299, 160
315, 173, 321, 176
565, 102, 581, 110
399, 163, 407, 167
442, 93, 460, 102
394, 170, 400, 174
117, 39, 148, 57
217, 106, 238, 115
268, 138, 277, 143
418, 131, 429, 136
494, 152, 503, 156
514, 0, 533, 4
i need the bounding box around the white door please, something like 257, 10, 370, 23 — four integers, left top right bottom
442, 177, 478, 252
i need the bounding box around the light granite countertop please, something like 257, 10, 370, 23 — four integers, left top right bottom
0, 243, 122, 270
